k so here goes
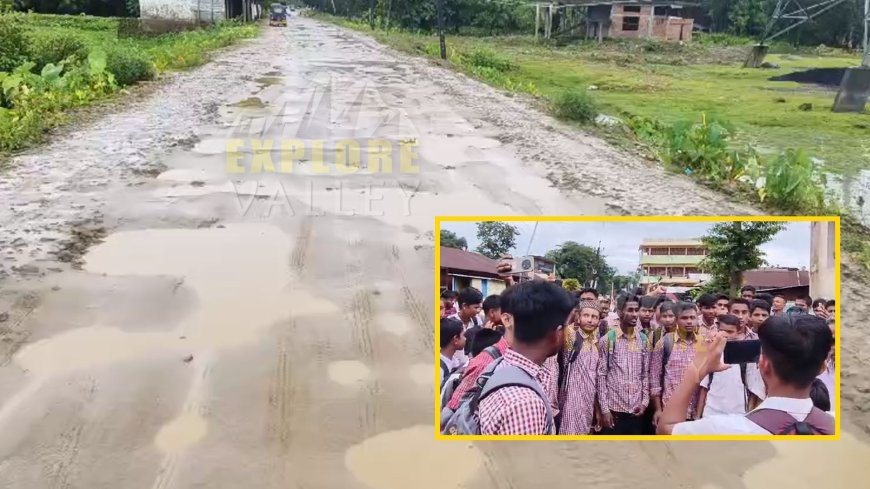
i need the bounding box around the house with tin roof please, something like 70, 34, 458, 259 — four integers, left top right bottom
439, 247, 508, 297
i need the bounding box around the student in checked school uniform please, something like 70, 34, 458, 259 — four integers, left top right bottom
697, 293, 719, 335
651, 301, 703, 427
479, 281, 575, 435
552, 300, 603, 435
597, 294, 650, 435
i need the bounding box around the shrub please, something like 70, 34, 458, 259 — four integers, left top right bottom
462, 47, 514, 72
0, 15, 27, 72
760, 149, 826, 211
105, 45, 155, 86
552, 89, 598, 123
26, 31, 89, 70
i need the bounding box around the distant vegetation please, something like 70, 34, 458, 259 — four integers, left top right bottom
0, 12, 258, 154
303, 0, 868, 49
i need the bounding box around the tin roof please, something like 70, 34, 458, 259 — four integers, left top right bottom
640, 239, 705, 247
440, 247, 500, 278
743, 268, 809, 290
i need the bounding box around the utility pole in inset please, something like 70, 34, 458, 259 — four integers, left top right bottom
434, 0, 447, 60
864, 0, 870, 66
369, 0, 375, 29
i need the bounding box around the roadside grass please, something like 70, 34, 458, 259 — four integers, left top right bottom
0, 13, 259, 154
316, 13, 870, 269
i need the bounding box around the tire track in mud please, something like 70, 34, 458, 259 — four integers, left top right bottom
268, 324, 304, 447
150, 456, 179, 489
290, 218, 313, 275
481, 446, 519, 489
47, 377, 97, 489
385, 245, 433, 352
344, 232, 380, 436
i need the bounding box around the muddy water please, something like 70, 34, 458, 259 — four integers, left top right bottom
0, 14, 868, 489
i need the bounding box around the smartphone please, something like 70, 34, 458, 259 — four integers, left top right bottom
723, 339, 761, 364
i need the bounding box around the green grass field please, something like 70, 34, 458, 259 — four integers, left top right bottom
328, 18, 868, 180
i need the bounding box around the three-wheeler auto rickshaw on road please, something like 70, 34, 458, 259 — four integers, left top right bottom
269, 3, 288, 27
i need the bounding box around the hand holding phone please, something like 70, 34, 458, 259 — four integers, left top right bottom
723, 339, 761, 364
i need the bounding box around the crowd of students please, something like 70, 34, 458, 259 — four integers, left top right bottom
438, 274, 836, 436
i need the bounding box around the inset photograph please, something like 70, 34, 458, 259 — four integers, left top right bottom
435, 217, 839, 440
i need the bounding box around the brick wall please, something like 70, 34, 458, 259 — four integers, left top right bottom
609, 5, 694, 41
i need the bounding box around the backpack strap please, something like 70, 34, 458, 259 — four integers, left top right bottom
440, 358, 450, 388
483, 345, 502, 361
745, 407, 834, 435
479, 364, 556, 434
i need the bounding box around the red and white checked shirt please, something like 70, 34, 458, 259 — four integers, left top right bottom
479, 349, 555, 435
650, 331, 701, 419
555, 328, 600, 435
597, 329, 650, 415
447, 337, 509, 410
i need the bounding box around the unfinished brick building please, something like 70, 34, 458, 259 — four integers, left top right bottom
583, 1, 695, 42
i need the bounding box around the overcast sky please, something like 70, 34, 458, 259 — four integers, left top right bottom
441, 221, 810, 275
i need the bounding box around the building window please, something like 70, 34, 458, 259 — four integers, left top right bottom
623, 16, 640, 31
624, 6, 641, 13
654, 6, 668, 16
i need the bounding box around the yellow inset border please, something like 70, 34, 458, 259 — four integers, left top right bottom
433, 215, 841, 441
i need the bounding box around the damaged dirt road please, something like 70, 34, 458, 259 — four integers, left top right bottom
1, 15, 869, 489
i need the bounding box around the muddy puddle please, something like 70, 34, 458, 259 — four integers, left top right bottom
345, 425, 483, 489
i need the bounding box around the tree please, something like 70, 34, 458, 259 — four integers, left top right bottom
544, 241, 614, 291
699, 222, 786, 295
475, 222, 520, 259
562, 278, 581, 292
440, 229, 468, 250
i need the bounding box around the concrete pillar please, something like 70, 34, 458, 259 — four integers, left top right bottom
833, 66, 870, 113
743, 44, 770, 68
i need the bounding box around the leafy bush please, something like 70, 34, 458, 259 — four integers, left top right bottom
462, 47, 514, 72
26, 31, 89, 70
105, 45, 155, 86
0, 15, 28, 72
760, 149, 826, 210
552, 90, 598, 123
661, 115, 744, 182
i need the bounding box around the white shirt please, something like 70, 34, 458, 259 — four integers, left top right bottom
440, 353, 461, 385
672, 397, 815, 435
700, 362, 748, 417
817, 365, 836, 414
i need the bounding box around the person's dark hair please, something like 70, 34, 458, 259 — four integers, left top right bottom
758, 315, 834, 389
659, 301, 678, 316
810, 379, 831, 412
715, 293, 730, 303
717, 314, 740, 328
811, 298, 826, 310
471, 328, 503, 357
654, 295, 670, 307
554, 279, 563, 287
825, 299, 835, 309
482, 294, 501, 314
750, 299, 771, 313
440, 317, 463, 349
741, 285, 757, 294
616, 293, 640, 313
441, 290, 458, 299
674, 301, 696, 317
798, 294, 813, 305
729, 298, 750, 310
756, 292, 774, 305
698, 293, 717, 308
500, 281, 575, 343
639, 295, 658, 309
773, 293, 786, 300
457, 287, 483, 307
579, 287, 599, 298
